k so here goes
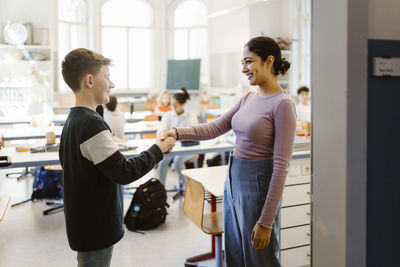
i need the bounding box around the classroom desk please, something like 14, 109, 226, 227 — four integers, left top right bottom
182, 151, 310, 196
0, 114, 67, 126
118, 96, 147, 115
201, 108, 229, 123
181, 150, 311, 267
0, 139, 234, 169
0, 194, 11, 222
124, 121, 160, 138
0, 111, 151, 127
1, 126, 63, 141
1, 121, 160, 141
124, 110, 152, 123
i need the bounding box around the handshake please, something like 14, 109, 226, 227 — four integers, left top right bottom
155, 129, 178, 154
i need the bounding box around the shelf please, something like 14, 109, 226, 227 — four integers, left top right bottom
0, 60, 51, 65
0, 85, 30, 88
0, 44, 51, 50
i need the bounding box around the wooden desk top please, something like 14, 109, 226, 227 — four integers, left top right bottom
181, 150, 311, 197
0, 194, 11, 222
182, 166, 228, 197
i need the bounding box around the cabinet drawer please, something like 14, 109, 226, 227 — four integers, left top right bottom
281, 225, 310, 249
281, 205, 310, 228
282, 184, 311, 207
286, 175, 311, 186
281, 245, 310, 267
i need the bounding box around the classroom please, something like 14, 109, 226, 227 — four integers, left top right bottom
0, 0, 399, 267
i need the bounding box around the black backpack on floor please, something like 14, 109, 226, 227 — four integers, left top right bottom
124, 178, 169, 231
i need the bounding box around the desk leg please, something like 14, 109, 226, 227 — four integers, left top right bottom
211, 194, 216, 254
215, 234, 223, 267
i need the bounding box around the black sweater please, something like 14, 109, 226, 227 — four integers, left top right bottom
59, 107, 163, 251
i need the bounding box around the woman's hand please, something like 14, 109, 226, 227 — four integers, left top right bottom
159, 129, 177, 141
251, 223, 272, 249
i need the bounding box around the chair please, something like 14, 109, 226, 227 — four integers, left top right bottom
171, 154, 204, 200
0, 155, 12, 222
184, 177, 224, 267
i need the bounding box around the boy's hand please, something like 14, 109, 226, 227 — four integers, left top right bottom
159, 129, 177, 141
156, 136, 176, 154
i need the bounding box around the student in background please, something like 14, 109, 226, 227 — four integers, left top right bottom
296, 86, 311, 121
96, 105, 104, 118
157, 88, 197, 199
154, 90, 172, 119
161, 37, 296, 267
104, 94, 125, 139
59, 48, 175, 267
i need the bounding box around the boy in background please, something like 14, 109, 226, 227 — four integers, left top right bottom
59, 48, 175, 267
296, 86, 311, 121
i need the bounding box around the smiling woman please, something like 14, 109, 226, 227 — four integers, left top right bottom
242, 37, 291, 91
161, 36, 297, 267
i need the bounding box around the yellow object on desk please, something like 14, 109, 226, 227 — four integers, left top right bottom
16, 146, 30, 152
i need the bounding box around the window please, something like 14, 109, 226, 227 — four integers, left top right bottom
58, 0, 88, 93
101, 0, 154, 91
169, 0, 208, 86
298, 0, 311, 87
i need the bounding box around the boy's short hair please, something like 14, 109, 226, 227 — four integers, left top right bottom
105, 95, 118, 112
61, 48, 112, 92
297, 86, 310, 95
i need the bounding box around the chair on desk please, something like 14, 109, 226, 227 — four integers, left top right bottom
184, 177, 224, 267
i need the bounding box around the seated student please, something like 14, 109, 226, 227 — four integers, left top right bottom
296, 86, 311, 121
157, 88, 197, 198
154, 90, 172, 119
104, 94, 125, 139
59, 48, 175, 267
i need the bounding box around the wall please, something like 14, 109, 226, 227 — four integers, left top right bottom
249, 0, 283, 38
208, 3, 249, 89
367, 1, 400, 266
313, 0, 400, 266
312, 0, 349, 265
312, 0, 368, 266
207, 0, 294, 91
368, 0, 400, 40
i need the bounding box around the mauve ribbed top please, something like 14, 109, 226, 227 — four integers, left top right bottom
177, 91, 297, 228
